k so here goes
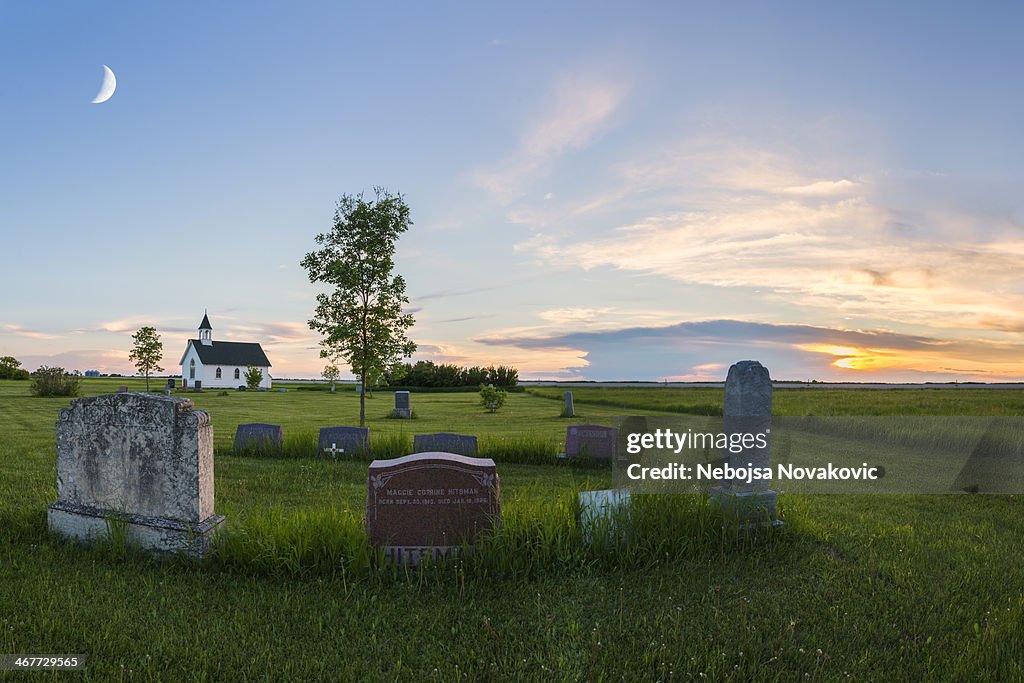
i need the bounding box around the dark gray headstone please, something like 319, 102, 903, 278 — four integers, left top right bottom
563, 390, 575, 417
367, 453, 500, 565
318, 426, 370, 458
566, 424, 618, 461
118, 386, 129, 393
413, 432, 478, 457
392, 391, 412, 418
712, 360, 779, 526
233, 423, 283, 451
193, 380, 202, 393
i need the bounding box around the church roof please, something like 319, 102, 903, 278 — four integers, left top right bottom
199, 313, 212, 330
185, 340, 271, 367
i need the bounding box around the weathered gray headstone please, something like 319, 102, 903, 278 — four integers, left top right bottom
413, 433, 478, 457
392, 391, 412, 418
566, 424, 618, 461
233, 423, 283, 451
193, 380, 202, 393
118, 385, 128, 393
563, 390, 575, 417
47, 392, 224, 556
367, 453, 500, 565
318, 425, 370, 458
711, 360, 780, 526
355, 383, 362, 394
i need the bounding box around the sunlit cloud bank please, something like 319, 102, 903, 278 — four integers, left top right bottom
477, 320, 1024, 382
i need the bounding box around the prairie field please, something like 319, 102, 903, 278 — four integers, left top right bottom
1, 378, 1023, 681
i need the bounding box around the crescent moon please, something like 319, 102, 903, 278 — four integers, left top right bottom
91, 65, 117, 104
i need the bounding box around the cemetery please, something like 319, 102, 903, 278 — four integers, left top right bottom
5, 6, 1024, 677
2, 372, 1024, 678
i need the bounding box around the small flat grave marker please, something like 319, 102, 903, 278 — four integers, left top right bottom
566, 424, 618, 461
233, 423, 283, 451
413, 433, 478, 457
318, 425, 370, 458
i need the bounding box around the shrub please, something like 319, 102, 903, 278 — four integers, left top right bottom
479, 384, 507, 413
244, 366, 263, 391
30, 366, 81, 397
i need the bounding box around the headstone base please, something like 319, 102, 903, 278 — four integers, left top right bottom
47, 502, 224, 558
710, 488, 783, 529
391, 408, 412, 418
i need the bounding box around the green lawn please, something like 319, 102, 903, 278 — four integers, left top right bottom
2, 378, 1023, 681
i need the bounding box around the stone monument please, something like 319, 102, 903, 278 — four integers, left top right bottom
392, 391, 412, 418
711, 360, 780, 527
367, 452, 500, 565
47, 392, 224, 556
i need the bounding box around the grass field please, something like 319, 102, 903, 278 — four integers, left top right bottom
2, 378, 1024, 680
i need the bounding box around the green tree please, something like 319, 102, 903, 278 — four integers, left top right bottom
322, 363, 340, 392
128, 326, 164, 391
301, 187, 417, 426
244, 366, 263, 391
0, 356, 29, 380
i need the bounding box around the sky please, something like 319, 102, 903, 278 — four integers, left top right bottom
2, 2, 1023, 382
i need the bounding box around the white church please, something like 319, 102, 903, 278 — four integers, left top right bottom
179, 313, 273, 390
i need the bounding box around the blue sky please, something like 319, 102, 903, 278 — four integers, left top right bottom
2, 2, 1023, 381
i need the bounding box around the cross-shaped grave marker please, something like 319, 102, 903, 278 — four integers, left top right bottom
323, 443, 345, 459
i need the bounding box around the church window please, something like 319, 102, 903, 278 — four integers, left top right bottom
216, 367, 222, 379
234, 368, 240, 380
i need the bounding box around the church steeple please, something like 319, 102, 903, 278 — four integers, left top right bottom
198, 311, 213, 346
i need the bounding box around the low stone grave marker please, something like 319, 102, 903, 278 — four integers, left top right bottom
318, 425, 370, 458
392, 391, 412, 418
566, 424, 618, 461
118, 386, 128, 393
47, 392, 224, 556
413, 432, 478, 457
367, 452, 500, 565
578, 489, 631, 543
233, 423, 283, 451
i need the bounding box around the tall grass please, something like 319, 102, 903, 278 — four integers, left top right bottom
209, 492, 786, 583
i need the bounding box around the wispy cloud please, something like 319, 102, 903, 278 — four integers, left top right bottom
472, 73, 628, 201
510, 138, 1024, 335
1, 324, 61, 340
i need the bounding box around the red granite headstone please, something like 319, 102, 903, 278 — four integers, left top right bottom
366, 452, 500, 565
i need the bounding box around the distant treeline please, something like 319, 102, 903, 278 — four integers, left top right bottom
384, 361, 519, 389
